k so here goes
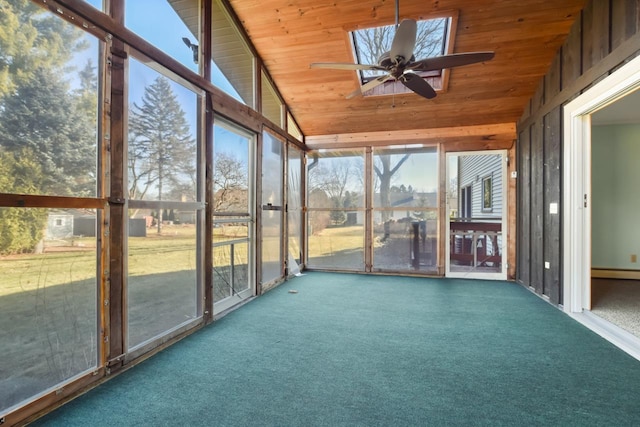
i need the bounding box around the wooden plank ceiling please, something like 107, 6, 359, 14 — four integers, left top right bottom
226, 0, 586, 145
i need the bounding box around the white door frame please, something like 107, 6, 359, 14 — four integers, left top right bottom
445, 149, 508, 280
563, 54, 640, 360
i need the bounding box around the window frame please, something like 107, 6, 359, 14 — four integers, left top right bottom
482, 174, 493, 212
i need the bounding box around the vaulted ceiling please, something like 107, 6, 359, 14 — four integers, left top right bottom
226, 0, 586, 142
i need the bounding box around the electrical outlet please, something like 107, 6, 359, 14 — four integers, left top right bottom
631, 254, 637, 263
544, 261, 550, 269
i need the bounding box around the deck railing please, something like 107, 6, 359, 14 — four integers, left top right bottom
449, 219, 502, 267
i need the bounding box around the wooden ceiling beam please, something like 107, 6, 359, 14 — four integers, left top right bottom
305, 123, 516, 149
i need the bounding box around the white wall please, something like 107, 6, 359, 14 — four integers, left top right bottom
591, 124, 640, 270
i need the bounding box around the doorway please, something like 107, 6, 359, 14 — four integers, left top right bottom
445, 150, 508, 280
212, 120, 256, 314
563, 54, 640, 360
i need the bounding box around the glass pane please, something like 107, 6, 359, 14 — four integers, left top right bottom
262, 209, 282, 282
261, 72, 283, 126
128, 59, 199, 205
448, 153, 504, 275
373, 147, 438, 209
371, 147, 439, 272
288, 146, 303, 266
125, 0, 199, 73
262, 133, 283, 206
0, 208, 97, 413
83, 0, 103, 10
307, 151, 365, 209
213, 123, 252, 214
128, 215, 199, 349
211, 0, 255, 107
0, 3, 99, 198
261, 132, 283, 283
307, 215, 364, 270
213, 222, 250, 303
373, 214, 438, 273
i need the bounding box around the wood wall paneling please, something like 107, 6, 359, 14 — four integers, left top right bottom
543, 107, 562, 304
611, 0, 640, 49
516, 0, 640, 305
517, 127, 531, 286
562, 11, 583, 86
531, 77, 545, 116
530, 120, 544, 294
545, 52, 562, 100
582, 0, 611, 72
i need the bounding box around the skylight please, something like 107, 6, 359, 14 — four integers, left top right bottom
351, 17, 450, 95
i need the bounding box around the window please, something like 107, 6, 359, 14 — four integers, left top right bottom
351, 16, 450, 97
461, 185, 472, 218
482, 176, 493, 211
126, 0, 200, 73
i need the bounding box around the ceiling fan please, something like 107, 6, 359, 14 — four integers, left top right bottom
310, 11, 495, 100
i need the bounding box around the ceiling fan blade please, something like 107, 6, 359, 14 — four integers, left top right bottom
400, 73, 437, 99
347, 74, 393, 99
409, 52, 495, 72
310, 62, 384, 71
390, 19, 417, 65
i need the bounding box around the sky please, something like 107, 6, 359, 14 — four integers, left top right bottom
67, 0, 251, 156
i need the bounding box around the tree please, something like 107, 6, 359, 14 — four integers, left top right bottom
0, 148, 47, 254
0, 0, 88, 99
374, 153, 411, 222
128, 76, 195, 233
354, 19, 445, 80
213, 152, 248, 212
308, 157, 353, 205
0, 66, 97, 196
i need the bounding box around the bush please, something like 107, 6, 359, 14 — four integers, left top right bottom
0, 149, 48, 254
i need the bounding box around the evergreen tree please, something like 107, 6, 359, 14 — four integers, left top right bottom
0, 66, 97, 196
128, 76, 195, 234
0, 0, 87, 99
0, 148, 47, 254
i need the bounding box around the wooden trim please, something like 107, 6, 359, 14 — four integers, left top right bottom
364, 147, 373, 272
592, 269, 640, 280
127, 200, 205, 210
518, 26, 640, 131
107, 37, 126, 373
306, 123, 516, 149
437, 143, 446, 275
0, 194, 106, 209
507, 144, 517, 280
255, 130, 264, 294
109, 0, 123, 24
10, 368, 105, 427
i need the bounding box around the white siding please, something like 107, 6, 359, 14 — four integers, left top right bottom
458, 154, 502, 218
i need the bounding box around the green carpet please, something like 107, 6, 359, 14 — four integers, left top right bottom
33, 273, 640, 426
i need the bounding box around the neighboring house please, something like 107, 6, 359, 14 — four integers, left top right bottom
45, 212, 74, 240
457, 154, 502, 220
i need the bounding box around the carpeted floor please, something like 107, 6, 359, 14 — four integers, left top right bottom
33, 273, 640, 426
591, 278, 640, 337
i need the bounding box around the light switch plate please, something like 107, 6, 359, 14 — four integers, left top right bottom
549, 203, 558, 214
544, 262, 550, 269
